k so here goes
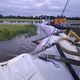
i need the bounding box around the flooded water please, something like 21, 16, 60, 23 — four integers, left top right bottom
0, 35, 37, 62
0, 21, 33, 24
0, 21, 41, 24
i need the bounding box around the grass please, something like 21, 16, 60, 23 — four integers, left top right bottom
0, 24, 37, 41
0, 18, 80, 23
67, 20, 80, 23
0, 18, 40, 22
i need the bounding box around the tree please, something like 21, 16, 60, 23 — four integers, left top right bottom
0, 14, 3, 18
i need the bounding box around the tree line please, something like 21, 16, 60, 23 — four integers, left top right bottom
0, 14, 80, 20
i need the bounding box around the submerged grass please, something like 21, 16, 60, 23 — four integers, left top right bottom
0, 24, 37, 41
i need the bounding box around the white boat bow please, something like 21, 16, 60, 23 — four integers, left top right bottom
0, 23, 80, 80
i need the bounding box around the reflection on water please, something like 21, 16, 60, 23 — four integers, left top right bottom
0, 35, 37, 61
0, 21, 41, 24
0, 21, 32, 24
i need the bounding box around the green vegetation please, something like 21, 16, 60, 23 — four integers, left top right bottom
0, 24, 37, 41
67, 20, 80, 23
0, 18, 40, 22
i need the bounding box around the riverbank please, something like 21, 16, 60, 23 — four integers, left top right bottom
0, 18, 40, 22
0, 24, 37, 41
0, 23, 47, 62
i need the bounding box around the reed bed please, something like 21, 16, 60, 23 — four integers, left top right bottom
0, 24, 37, 40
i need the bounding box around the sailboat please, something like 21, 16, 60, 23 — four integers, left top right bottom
0, 0, 80, 79
0, 22, 80, 80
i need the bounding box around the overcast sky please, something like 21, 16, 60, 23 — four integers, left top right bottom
0, 0, 80, 17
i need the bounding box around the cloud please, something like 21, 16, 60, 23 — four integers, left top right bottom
49, 6, 60, 10
35, 3, 44, 7
0, 0, 80, 16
